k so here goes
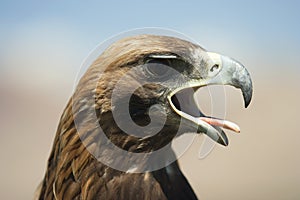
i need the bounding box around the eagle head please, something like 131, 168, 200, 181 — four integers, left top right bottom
38, 34, 253, 200
72, 34, 252, 153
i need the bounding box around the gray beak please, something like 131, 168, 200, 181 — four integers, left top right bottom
198, 52, 253, 145
168, 52, 253, 146
206, 52, 253, 108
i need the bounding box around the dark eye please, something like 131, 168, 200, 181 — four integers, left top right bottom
145, 59, 171, 76
210, 64, 219, 72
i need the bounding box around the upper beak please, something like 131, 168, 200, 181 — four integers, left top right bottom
207, 52, 253, 108
198, 52, 253, 145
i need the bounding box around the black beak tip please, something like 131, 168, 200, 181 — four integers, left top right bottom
215, 127, 229, 146
217, 137, 229, 146
243, 88, 253, 108
244, 96, 251, 108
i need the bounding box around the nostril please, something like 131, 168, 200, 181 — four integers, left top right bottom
210, 64, 219, 72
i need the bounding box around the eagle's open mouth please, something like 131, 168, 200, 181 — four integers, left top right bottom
166, 52, 252, 146
168, 86, 240, 146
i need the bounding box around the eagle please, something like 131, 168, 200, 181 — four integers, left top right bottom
36, 35, 252, 200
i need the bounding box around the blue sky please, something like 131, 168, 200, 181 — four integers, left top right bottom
1, 1, 299, 39
2, 1, 299, 41
1, 0, 299, 87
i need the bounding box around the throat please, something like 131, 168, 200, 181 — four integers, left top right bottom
171, 88, 203, 117
98, 112, 175, 152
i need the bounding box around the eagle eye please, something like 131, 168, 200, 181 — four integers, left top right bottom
145, 59, 171, 77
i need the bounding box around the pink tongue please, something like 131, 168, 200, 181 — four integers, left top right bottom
199, 117, 240, 133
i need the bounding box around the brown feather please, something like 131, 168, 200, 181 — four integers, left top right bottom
38, 35, 200, 200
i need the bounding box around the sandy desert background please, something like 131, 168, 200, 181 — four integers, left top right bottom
0, 1, 299, 199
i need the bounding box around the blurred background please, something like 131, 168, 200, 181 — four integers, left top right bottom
0, 1, 299, 199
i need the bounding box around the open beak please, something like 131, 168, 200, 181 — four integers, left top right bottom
168, 52, 252, 146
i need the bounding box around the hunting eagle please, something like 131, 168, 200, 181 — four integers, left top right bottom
37, 35, 252, 200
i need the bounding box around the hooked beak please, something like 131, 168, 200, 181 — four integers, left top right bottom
206, 52, 252, 108
168, 52, 252, 146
